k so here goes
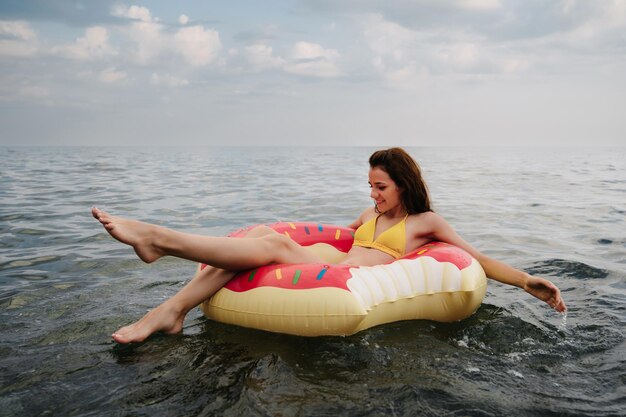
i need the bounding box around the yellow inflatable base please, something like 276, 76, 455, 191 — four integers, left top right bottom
200, 258, 487, 337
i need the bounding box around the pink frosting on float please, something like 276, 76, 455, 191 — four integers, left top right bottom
201, 223, 473, 293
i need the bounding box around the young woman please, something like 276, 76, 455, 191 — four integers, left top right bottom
93, 148, 566, 344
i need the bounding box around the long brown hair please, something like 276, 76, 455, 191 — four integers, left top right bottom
369, 147, 432, 214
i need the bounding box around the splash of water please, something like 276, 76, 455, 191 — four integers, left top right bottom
559, 312, 568, 330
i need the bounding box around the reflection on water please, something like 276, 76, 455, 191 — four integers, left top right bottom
0, 146, 625, 416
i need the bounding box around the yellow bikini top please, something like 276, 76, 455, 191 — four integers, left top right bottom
353, 213, 408, 259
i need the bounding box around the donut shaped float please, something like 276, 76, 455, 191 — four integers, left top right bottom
200, 222, 487, 336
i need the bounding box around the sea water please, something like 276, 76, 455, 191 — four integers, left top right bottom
0, 146, 624, 416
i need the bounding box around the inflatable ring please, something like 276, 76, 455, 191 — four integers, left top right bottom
200, 222, 487, 336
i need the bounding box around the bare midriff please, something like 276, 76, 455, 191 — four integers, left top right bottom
304, 237, 434, 266
337, 245, 397, 267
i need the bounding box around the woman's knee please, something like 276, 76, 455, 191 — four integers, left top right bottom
260, 233, 295, 263
264, 233, 293, 250
244, 225, 277, 238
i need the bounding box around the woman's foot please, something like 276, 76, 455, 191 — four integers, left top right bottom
112, 302, 186, 344
92, 207, 164, 263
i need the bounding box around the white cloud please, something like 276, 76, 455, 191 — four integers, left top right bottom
548, 0, 626, 50
112, 5, 165, 65
112, 5, 221, 67
242, 43, 285, 71
385, 64, 430, 90
150, 73, 189, 87
360, 13, 532, 89
361, 14, 431, 88
53, 26, 117, 60
99, 67, 127, 83
290, 41, 335, 61
0, 81, 51, 106
235, 41, 342, 78
362, 15, 415, 59
173, 25, 221, 67
123, 19, 163, 65
0, 20, 36, 40
112, 5, 154, 22
457, 0, 502, 11
0, 20, 39, 57
284, 41, 341, 77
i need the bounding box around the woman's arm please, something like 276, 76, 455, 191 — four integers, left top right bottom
426, 212, 567, 312
347, 218, 362, 230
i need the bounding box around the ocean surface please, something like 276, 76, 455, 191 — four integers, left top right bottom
0, 146, 624, 417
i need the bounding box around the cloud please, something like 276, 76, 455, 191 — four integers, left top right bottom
0, 19, 36, 40
179, 14, 189, 25
544, 0, 626, 51
351, 1, 625, 91
52, 26, 116, 60
174, 25, 221, 67
112, 5, 163, 64
284, 41, 341, 77
306, 0, 626, 48
359, 12, 537, 89
112, 5, 221, 67
150, 73, 189, 87
99, 67, 127, 83
0, 20, 39, 57
234, 40, 341, 78
0, 78, 52, 106
111, 4, 153, 22
457, 0, 502, 11
242, 43, 285, 71
360, 14, 437, 89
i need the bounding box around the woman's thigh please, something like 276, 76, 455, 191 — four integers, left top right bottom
242, 225, 277, 238
240, 224, 326, 265
305, 243, 348, 264
260, 233, 325, 265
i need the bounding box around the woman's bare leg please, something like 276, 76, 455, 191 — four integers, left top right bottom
111, 265, 234, 344
110, 224, 284, 344
92, 208, 322, 268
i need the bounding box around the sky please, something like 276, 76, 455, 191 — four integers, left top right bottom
0, 0, 625, 146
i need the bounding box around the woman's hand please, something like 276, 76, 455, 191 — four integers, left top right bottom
523, 275, 567, 313
426, 212, 567, 313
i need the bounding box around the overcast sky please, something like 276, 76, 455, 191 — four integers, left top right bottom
1, 0, 624, 146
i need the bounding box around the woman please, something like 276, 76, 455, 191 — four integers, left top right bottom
93, 148, 566, 344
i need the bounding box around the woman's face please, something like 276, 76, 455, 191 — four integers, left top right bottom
368, 166, 403, 213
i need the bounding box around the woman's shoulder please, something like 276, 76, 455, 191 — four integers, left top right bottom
360, 207, 376, 219
408, 210, 441, 222
360, 206, 377, 221
406, 211, 446, 232
348, 206, 377, 230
